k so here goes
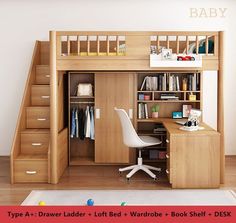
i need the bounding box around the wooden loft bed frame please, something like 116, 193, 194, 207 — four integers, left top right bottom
50, 31, 224, 184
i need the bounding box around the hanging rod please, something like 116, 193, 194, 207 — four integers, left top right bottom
70, 101, 94, 104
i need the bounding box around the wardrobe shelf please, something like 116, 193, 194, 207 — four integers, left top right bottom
137, 91, 201, 93
137, 100, 200, 103
70, 96, 94, 99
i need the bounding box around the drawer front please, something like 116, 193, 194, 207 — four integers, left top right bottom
36, 65, 50, 84
21, 133, 49, 154
26, 107, 50, 128
14, 160, 48, 183
31, 85, 50, 106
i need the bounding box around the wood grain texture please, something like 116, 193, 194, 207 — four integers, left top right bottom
95, 73, 134, 163
26, 107, 50, 129
35, 65, 50, 84
31, 85, 50, 106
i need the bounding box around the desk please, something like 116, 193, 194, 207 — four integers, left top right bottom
162, 120, 220, 189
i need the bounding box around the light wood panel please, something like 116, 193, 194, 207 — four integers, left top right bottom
21, 132, 49, 155
57, 128, 68, 179
26, 107, 50, 128
31, 85, 50, 106
40, 41, 50, 65
218, 31, 225, 183
14, 160, 48, 183
95, 73, 134, 163
10, 41, 41, 183
36, 65, 50, 84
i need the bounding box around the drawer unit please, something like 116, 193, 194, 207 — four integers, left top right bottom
26, 107, 50, 128
31, 85, 50, 106
36, 65, 50, 84
166, 132, 172, 183
21, 132, 49, 154
14, 160, 48, 183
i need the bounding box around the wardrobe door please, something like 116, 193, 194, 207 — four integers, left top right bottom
95, 73, 134, 163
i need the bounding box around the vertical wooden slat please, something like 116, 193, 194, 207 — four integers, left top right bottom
214, 34, 219, 57
196, 36, 199, 55
218, 31, 225, 184
67, 36, 70, 55
116, 36, 119, 55
77, 36, 80, 56
107, 35, 109, 55
176, 36, 179, 54
56, 36, 62, 57
50, 31, 58, 184
156, 36, 160, 53
166, 36, 169, 49
87, 36, 90, 54
97, 36, 100, 55
186, 36, 189, 54
206, 36, 209, 55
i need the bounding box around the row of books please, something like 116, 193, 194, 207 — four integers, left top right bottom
140, 73, 200, 91
138, 103, 149, 119
160, 93, 179, 100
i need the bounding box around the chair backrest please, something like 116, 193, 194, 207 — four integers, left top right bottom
114, 108, 143, 148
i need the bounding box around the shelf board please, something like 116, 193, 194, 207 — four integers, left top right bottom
70, 96, 94, 99
137, 100, 200, 103
137, 91, 200, 93
137, 118, 177, 123
138, 131, 166, 136
143, 159, 167, 163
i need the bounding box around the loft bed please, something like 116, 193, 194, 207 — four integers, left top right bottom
49, 31, 224, 184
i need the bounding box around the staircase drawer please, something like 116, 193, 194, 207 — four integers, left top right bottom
14, 160, 48, 183
31, 85, 50, 106
21, 133, 49, 154
26, 107, 50, 128
36, 65, 50, 84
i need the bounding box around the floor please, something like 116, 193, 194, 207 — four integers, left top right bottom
0, 156, 235, 205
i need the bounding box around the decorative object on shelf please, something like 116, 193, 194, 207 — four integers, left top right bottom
177, 55, 195, 61
151, 104, 160, 118
153, 123, 166, 133
182, 105, 192, 118
138, 93, 145, 100
144, 95, 151, 101
182, 78, 187, 91
180, 109, 203, 131
188, 92, 197, 101
77, 83, 93, 97
172, 111, 183, 119
161, 49, 172, 60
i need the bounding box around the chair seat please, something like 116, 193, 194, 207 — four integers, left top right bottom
139, 136, 161, 147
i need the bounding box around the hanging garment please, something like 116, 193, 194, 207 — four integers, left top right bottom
78, 108, 85, 140
75, 108, 79, 138
90, 106, 95, 140
84, 106, 91, 138
70, 108, 76, 138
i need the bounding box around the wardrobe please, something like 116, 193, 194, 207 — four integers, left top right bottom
68, 72, 135, 165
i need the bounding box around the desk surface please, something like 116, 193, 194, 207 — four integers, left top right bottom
160, 119, 219, 136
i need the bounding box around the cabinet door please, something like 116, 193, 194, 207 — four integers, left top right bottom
95, 73, 134, 163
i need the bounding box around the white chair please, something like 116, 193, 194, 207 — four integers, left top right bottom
114, 108, 162, 181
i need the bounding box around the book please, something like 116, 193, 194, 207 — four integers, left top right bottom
144, 103, 149, 119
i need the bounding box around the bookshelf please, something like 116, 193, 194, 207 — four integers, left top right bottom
136, 71, 202, 163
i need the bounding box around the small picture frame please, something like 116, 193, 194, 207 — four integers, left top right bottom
161, 49, 172, 60
182, 105, 192, 118
172, 111, 183, 119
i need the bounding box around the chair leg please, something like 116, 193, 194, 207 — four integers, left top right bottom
119, 165, 137, 172
143, 164, 161, 172
140, 166, 156, 179
126, 166, 140, 178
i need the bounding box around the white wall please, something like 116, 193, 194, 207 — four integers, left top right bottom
0, 0, 235, 155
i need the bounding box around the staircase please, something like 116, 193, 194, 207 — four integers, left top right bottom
10, 42, 51, 183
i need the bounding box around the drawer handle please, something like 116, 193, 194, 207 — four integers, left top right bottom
41, 95, 50, 99
32, 143, 42, 146
45, 75, 50, 78
166, 139, 170, 143
166, 169, 169, 174
37, 118, 46, 121
166, 154, 170, 159
26, 171, 37, 175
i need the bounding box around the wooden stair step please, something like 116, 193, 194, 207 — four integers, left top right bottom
36, 65, 50, 85
15, 154, 48, 161
21, 129, 50, 134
